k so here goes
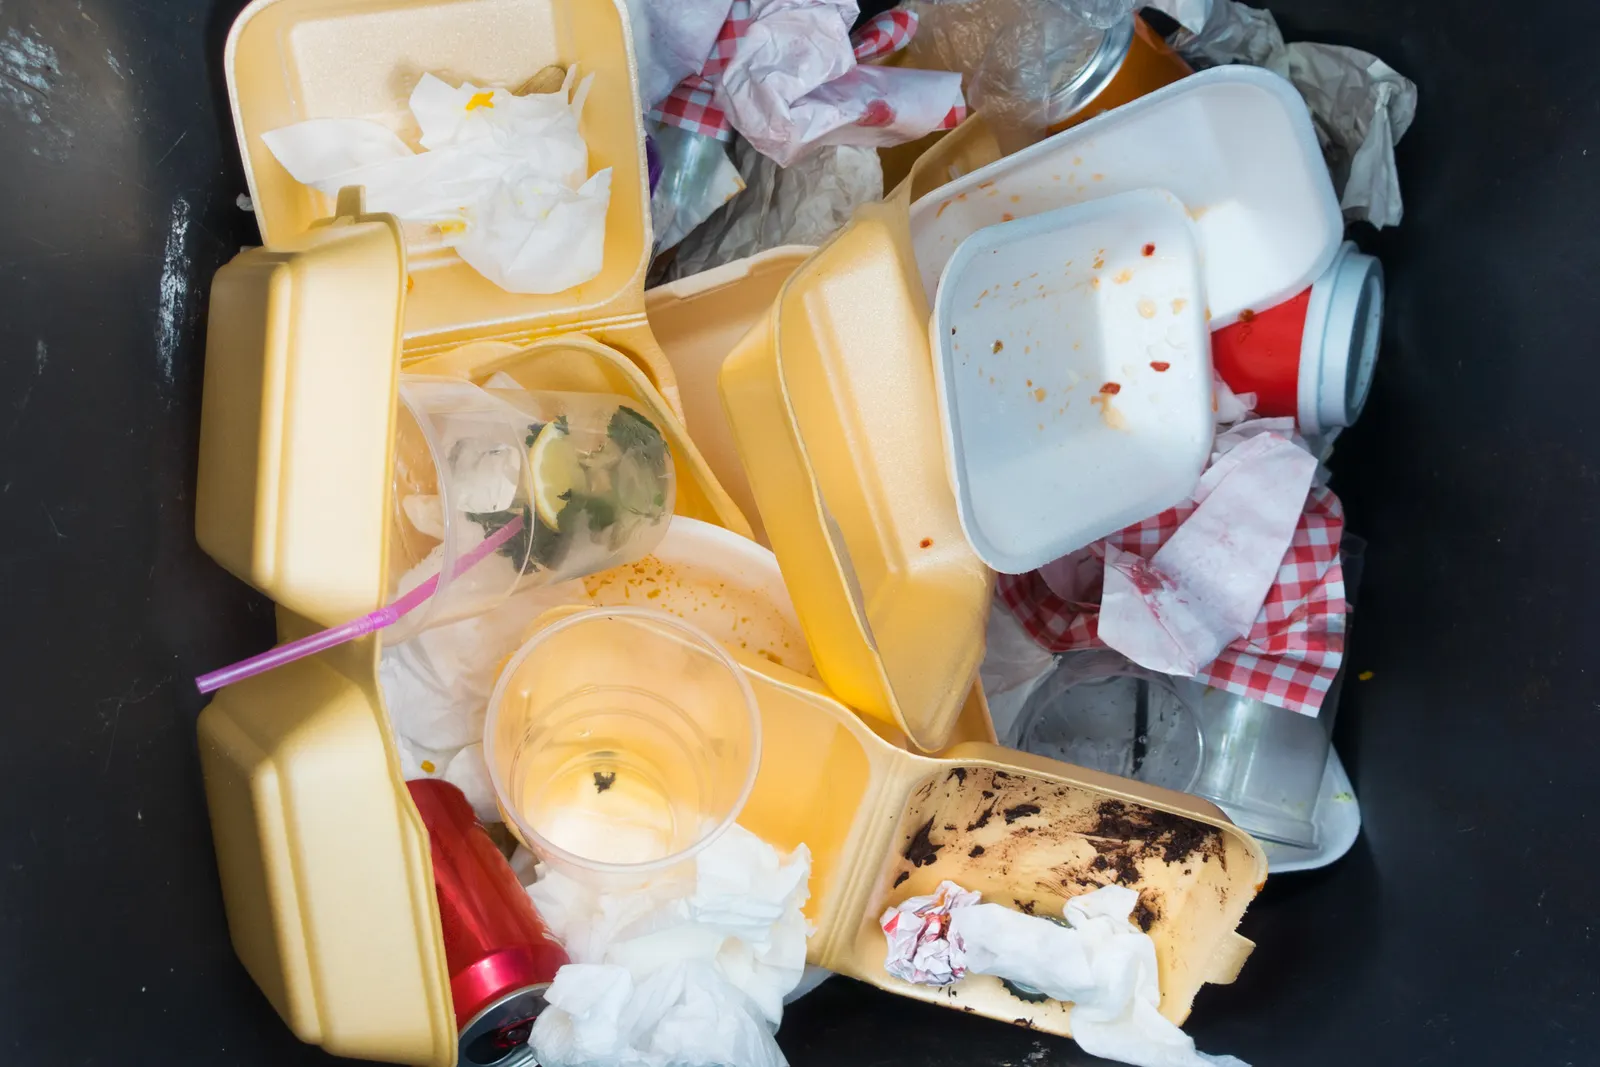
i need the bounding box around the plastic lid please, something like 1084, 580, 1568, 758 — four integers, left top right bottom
1298, 241, 1384, 436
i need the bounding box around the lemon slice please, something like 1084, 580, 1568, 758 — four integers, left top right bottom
528, 424, 585, 529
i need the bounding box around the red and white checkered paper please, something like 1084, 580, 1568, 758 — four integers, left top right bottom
651, 5, 965, 141
997, 485, 1348, 716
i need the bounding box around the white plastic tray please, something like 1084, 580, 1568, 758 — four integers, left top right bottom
1254, 748, 1362, 874
929, 190, 1213, 573
911, 67, 1343, 329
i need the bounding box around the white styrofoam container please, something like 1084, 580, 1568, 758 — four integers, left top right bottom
929, 189, 1213, 574
911, 67, 1343, 329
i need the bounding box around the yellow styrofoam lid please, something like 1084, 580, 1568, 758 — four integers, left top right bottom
196, 192, 405, 628
762, 204, 992, 751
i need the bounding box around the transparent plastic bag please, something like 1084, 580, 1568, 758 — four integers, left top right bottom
902, 0, 1118, 152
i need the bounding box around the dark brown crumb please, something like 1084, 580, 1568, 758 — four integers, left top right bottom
893, 871, 910, 888
903, 818, 941, 867
981, 790, 995, 799
1087, 799, 1222, 866
962, 1006, 975, 1013
943, 824, 958, 832
593, 771, 616, 793
920, 537, 934, 549
1003, 803, 1041, 825
1015, 899, 1037, 915
969, 845, 986, 858
966, 803, 997, 832
991, 771, 1011, 780
992, 340, 1004, 353
947, 768, 967, 784
1131, 894, 1161, 932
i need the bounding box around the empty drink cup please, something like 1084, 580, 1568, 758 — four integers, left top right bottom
484, 608, 761, 885
387, 376, 676, 641
1011, 651, 1203, 792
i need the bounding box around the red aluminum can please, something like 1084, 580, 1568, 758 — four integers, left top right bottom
408, 779, 570, 1066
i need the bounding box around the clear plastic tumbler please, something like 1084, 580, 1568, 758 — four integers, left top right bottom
484, 608, 761, 885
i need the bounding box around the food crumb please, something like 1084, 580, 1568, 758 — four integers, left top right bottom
1172, 298, 1188, 314
1033, 387, 1047, 402
593, 770, 616, 793
1142, 243, 1156, 256
1150, 361, 1171, 372
1009, 194, 1021, 203
1001, 212, 1015, 222
1358, 670, 1375, 681
420, 760, 436, 774
992, 340, 1004, 354
1113, 269, 1133, 285
919, 538, 934, 549
1239, 309, 1257, 322
1137, 298, 1158, 319
893, 871, 910, 888
1092, 256, 1105, 270
1100, 381, 1122, 395
969, 845, 985, 858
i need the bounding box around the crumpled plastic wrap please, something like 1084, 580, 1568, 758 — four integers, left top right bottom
527, 824, 812, 1067
903, 0, 1106, 153
650, 123, 747, 252
1147, 0, 1418, 227
262, 71, 612, 293
663, 138, 881, 280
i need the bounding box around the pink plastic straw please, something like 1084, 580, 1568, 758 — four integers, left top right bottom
196, 514, 527, 694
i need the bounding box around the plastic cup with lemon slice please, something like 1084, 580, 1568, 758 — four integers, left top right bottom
388, 376, 676, 640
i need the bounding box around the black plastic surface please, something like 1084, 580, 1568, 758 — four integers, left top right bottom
0, 0, 1595, 1064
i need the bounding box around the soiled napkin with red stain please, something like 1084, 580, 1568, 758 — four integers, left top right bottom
1098, 419, 1318, 677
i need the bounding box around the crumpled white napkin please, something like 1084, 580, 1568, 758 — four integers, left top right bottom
716, 0, 964, 167
621, 0, 737, 110
528, 825, 812, 1067
1146, 0, 1417, 227
1098, 419, 1318, 677
882, 883, 1246, 1067
950, 887, 1248, 1067
262, 71, 611, 293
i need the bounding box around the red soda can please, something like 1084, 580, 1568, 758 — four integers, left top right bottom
407, 779, 570, 1066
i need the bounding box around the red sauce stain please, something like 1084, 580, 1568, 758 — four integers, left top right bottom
1099, 381, 1122, 395
1001, 212, 1015, 222
1239, 308, 1257, 322
859, 99, 896, 127
1142, 243, 1156, 257
1150, 361, 1171, 372
1125, 555, 1170, 595
919, 538, 934, 549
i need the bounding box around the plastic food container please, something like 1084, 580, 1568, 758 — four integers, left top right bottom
929, 189, 1212, 572
528, 603, 1267, 1043
192, 2, 762, 1062
388, 377, 676, 640
1211, 241, 1385, 436
910, 67, 1345, 329
720, 202, 994, 753
485, 608, 761, 885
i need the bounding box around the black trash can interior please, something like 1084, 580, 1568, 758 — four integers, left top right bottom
0, 0, 1592, 1064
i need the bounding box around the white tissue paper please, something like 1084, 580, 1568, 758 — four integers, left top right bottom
1151, 0, 1417, 227
881, 883, 1246, 1067
622, 0, 737, 110
262, 71, 612, 293
716, 0, 965, 167
528, 824, 812, 1067
1097, 420, 1318, 678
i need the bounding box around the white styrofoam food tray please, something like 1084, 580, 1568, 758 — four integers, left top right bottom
929, 190, 1212, 574
911, 67, 1343, 329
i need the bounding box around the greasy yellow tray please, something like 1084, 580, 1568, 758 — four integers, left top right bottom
526, 603, 1267, 1038
225, 0, 680, 404
721, 202, 993, 753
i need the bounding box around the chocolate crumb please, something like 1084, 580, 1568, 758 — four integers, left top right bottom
1003, 803, 1041, 825
903, 818, 941, 867
1016, 900, 1037, 915
981, 790, 995, 799
991, 771, 1011, 781
893, 871, 910, 888
943, 824, 958, 832
969, 845, 986, 858
593, 771, 616, 793
1131, 894, 1161, 932
947, 768, 967, 784
966, 803, 997, 832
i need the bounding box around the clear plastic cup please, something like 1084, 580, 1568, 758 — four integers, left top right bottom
1010, 650, 1203, 792
484, 608, 761, 885
387, 376, 676, 641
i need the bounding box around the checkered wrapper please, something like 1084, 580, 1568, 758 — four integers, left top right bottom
997, 484, 1348, 716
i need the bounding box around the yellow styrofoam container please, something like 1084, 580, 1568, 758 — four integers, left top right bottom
720, 200, 994, 753
195, 3, 754, 1062
526, 603, 1267, 1039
